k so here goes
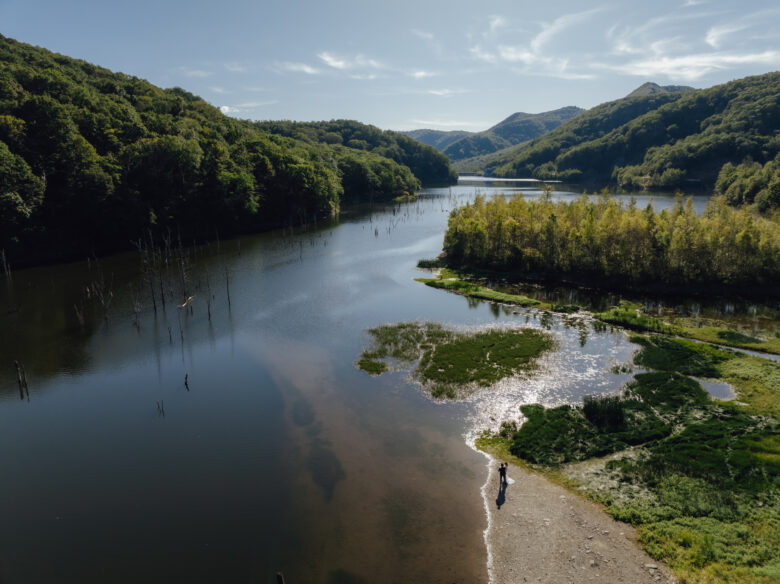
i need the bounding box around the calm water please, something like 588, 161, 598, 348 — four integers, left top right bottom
0, 182, 765, 583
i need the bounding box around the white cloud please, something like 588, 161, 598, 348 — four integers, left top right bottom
705, 24, 747, 48
609, 10, 724, 56
411, 70, 435, 79
225, 62, 246, 73
317, 52, 383, 71
219, 100, 278, 116
179, 67, 212, 78
531, 8, 604, 54
279, 62, 320, 75
489, 15, 506, 34
469, 7, 603, 79
409, 119, 489, 130
427, 88, 466, 97
597, 50, 780, 81
470, 45, 498, 64
210, 86, 229, 94
411, 28, 445, 58
318, 52, 349, 70
498, 46, 536, 65
237, 101, 277, 108
411, 29, 435, 41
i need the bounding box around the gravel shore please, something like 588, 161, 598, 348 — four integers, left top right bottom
484, 457, 676, 584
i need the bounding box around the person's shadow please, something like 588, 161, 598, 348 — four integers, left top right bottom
496, 480, 507, 509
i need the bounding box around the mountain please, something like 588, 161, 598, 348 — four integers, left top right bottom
402, 129, 471, 151
627, 82, 695, 97
482, 73, 779, 191
0, 34, 455, 265
402, 106, 584, 162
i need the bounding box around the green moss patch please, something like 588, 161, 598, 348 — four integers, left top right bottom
630, 335, 735, 379
416, 278, 542, 307
596, 302, 676, 334
356, 322, 555, 399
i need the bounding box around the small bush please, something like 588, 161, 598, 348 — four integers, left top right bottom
583, 394, 626, 431
716, 330, 761, 344
416, 258, 443, 269
630, 335, 735, 378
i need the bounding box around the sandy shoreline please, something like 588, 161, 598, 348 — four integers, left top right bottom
481, 455, 676, 584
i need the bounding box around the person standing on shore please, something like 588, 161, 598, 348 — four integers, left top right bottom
498, 462, 507, 485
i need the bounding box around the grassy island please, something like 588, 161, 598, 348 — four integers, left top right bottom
356, 322, 555, 399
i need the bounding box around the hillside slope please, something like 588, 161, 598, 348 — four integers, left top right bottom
0, 35, 455, 265
487, 73, 779, 190
443, 106, 584, 161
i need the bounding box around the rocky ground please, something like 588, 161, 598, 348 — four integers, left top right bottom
485, 459, 675, 584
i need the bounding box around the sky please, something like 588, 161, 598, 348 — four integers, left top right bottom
1, 0, 778, 131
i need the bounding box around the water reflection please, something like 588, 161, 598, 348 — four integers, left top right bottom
0, 182, 776, 583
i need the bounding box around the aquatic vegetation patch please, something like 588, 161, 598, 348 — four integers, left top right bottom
356, 322, 555, 399
416, 258, 444, 269
596, 302, 676, 334
416, 278, 542, 307
596, 302, 780, 356
509, 372, 706, 465
675, 324, 780, 356
630, 335, 735, 379
356, 357, 388, 375
720, 357, 780, 418
716, 330, 762, 344
415, 271, 585, 315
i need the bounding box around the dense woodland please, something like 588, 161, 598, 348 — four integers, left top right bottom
254, 119, 456, 187
0, 35, 454, 265
443, 193, 780, 292
480, 74, 779, 206
715, 153, 780, 212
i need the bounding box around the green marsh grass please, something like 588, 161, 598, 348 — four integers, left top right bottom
356, 322, 555, 399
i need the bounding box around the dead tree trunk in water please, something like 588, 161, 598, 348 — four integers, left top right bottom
14, 360, 29, 400
225, 267, 231, 310
1, 249, 10, 277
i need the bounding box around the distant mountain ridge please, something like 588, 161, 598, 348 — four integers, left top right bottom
469, 73, 779, 191
627, 82, 696, 97
402, 106, 584, 162
402, 129, 471, 152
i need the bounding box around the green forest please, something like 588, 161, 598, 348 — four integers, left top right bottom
0, 35, 455, 265
481, 73, 779, 204
442, 193, 780, 293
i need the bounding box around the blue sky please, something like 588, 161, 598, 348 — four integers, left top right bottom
2, 0, 778, 131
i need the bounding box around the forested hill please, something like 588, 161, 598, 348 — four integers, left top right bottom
0, 35, 455, 266
253, 119, 457, 187
483, 73, 780, 193
402, 129, 471, 152
401, 106, 583, 162
626, 82, 695, 97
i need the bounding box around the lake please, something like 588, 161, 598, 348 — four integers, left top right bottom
0, 180, 767, 583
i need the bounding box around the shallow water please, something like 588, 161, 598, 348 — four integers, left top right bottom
0, 182, 767, 583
